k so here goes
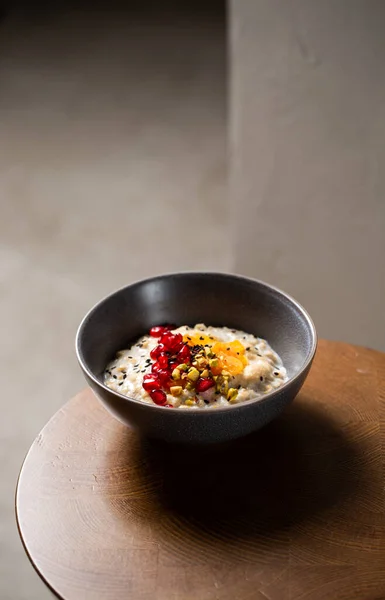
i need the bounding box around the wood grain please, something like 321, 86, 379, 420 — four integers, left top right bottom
16, 339, 385, 600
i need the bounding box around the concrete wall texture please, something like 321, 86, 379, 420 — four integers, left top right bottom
0, 6, 226, 598
231, 0, 385, 351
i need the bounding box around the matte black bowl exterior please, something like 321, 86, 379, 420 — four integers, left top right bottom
76, 273, 317, 444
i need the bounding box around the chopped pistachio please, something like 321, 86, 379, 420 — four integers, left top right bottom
222, 370, 230, 378
178, 363, 188, 372
171, 368, 181, 381
201, 369, 209, 378
185, 381, 194, 390
185, 399, 196, 406
209, 358, 219, 369
187, 367, 200, 382
196, 357, 207, 368
170, 386, 183, 397
227, 388, 238, 402
216, 376, 229, 395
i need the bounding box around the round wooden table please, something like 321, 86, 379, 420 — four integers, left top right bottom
16, 340, 385, 600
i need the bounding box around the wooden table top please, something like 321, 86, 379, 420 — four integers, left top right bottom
16, 339, 385, 600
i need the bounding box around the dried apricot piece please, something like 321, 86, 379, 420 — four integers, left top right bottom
219, 354, 244, 375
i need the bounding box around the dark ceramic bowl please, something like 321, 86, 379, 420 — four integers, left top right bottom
76, 273, 317, 444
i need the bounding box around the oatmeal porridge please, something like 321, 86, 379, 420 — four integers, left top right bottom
104, 324, 287, 408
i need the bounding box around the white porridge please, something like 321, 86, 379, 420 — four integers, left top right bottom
104, 324, 287, 409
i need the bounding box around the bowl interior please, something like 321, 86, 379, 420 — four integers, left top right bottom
77, 273, 316, 385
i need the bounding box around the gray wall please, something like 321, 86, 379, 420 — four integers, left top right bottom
231, 0, 385, 351
0, 5, 226, 599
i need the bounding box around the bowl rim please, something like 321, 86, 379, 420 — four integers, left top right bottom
76, 271, 318, 415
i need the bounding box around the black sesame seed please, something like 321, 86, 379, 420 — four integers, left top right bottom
204, 399, 209, 404
246, 347, 251, 351
187, 337, 192, 340
134, 364, 139, 368
237, 352, 240, 355
257, 353, 262, 357
199, 336, 204, 341
215, 391, 220, 395
113, 375, 117, 379
274, 371, 279, 375
260, 376, 264, 381
209, 336, 214, 340
227, 347, 230, 351
118, 382, 123, 386
141, 369, 146, 373
128, 356, 133, 359
123, 374, 127, 379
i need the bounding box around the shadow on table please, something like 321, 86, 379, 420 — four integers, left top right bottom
106, 396, 365, 557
